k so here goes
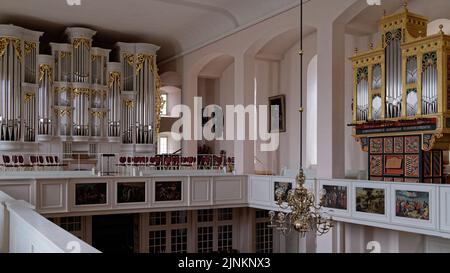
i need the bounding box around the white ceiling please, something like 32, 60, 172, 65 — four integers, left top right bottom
0, 0, 301, 61
347, 0, 450, 36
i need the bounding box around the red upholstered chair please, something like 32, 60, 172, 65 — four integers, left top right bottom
1, 155, 14, 171
38, 156, 45, 169
164, 156, 171, 170
155, 156, 162, 170
29, 155, 39, 170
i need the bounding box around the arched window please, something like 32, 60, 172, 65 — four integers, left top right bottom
306, 55, 317, 167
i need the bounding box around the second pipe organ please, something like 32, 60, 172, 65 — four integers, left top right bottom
0, 25, 162, 149
351, 5, 450, 183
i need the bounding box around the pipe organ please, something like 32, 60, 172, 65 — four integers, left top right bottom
350, 5, 450, 183
0, 25, 162, 153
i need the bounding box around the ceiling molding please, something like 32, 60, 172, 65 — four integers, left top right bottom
152, 0, 239, 27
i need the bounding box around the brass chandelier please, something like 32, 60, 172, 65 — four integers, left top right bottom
269, 0, 334, 238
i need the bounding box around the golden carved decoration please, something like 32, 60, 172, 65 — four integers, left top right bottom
73, 38, 90, 49
72, 88, 91, 96
108, 71, 121, 88
12, 38, 22, 60
123, 54, 134, 66
90, 111, 105, 118
24, 93, 35, 102
39, 64, 53, 83
0, 37, 22, 60
90, 89, 107, 97
54, 108, 72, 117
60, 51, 71, 59
135, 54, 155, 73
124, 99, 134, 108
24, 41, 36, 54
422, 133, 444, 151
0, 37, 8, 58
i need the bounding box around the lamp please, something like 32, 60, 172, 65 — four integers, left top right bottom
269, 0, 334, 237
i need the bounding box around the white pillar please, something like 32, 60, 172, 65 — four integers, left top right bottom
233, 54, 255, 174
316, 23, 346, 179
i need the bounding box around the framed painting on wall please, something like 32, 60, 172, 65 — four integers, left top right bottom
75, 183, 107, 206
322, 185, 348, 210
117, 182, 146, 204
318, 180, 351, 217
391, 184, 436, 229
274, 181, 293, 202
355, 187, 385, 215
155, 181, 182, 202
352, 182, 390, 222
269, 95, 286, 133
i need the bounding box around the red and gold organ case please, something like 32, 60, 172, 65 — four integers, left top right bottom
350, 5, 450, 183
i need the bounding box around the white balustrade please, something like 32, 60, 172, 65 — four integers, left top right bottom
0, 191, 99, 253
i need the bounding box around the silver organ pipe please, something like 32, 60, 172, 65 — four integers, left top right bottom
107, 63, 122, 138
385, 29, 402, 118
422, 52, 438, 115
37, 55, 54, 136
356, 67, 368, 121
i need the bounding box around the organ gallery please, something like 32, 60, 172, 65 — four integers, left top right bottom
350, 5, 450, 183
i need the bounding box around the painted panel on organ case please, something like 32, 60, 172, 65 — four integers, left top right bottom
394, 137, 404, 153
405, 154, 420, 177
370, 138, 383, 154
405, 136, 420, 153
384, 137, 393, 153
370, 155, 382, 176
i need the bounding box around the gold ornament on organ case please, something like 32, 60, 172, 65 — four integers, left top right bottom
39, 64, 53, 83
0, 37, 22, 60
108, 71, 121, 88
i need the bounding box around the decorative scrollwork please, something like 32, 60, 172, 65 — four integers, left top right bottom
125, 99, 134, 108
73, 38, 90, 49
90, 111, 105, 117
0, 37, 22, 60
422, 51, 437, 68
60, 51, 71, 59
0, 37, 8, 58
356, 137, 369, 152
24, 41, 36, 54
24, 93, 35, 102
12, 38, 22, 60
39, 64, 53, 83
135, 54, 154, 73
108, 71, 121, 88
72, 88, 91, 96
54, 108, 72, 117
123, 54, 134, 66
422, 133, 443, 151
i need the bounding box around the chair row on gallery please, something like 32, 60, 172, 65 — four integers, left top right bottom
0, 155, 66, 171
116, 155, 235, 171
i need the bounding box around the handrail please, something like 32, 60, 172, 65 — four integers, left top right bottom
0, 190, 100, 253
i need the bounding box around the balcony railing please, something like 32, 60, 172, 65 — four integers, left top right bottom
0, 191, 99, 253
